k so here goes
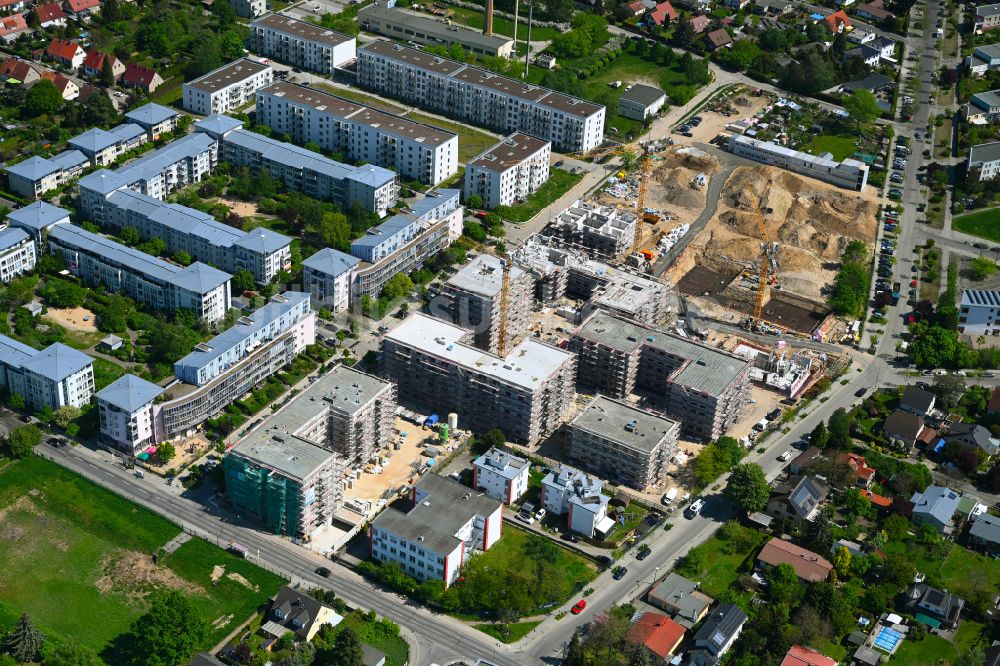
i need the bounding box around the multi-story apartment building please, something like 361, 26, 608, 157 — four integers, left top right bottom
78, 175, 291, 284
68, 123, 147, 166
540, 465, 611, 538
302, 247, 359, 313
0, 227, 36, 283
96, 374, 165, 456
464, 133, 551, 209
967, 43, 1000, 76
48, 224, 232, 325
113, 132, 219, 199
123, 103, 180, 141
227, 0, 265, 18
0, 335, 95, 410
965, 89, 1000, 123
472, 447, 530, 505
976, 3, 1000, 33
251, 13, 356, 74
358, 3, 515, 57
566, 395, 681, 490
356, 40, 606, 153
6, 201, 70, 246
5, 150, 88, 199
441, 253, 534, 353
968, 141, 1000, 181
728, 135, 869, 191
370, 473, 503, 587
183, 59, 274, 116
381, 312, 576, 444
546, 200, 638, 261
255, 81, 458, 186
959, 289, 1000, 336
569, 311, 752, 441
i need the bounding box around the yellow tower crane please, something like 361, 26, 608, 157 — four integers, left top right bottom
743, 188, 775, 330
496, 254, 512, 356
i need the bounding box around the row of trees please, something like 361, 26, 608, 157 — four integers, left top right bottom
692, 435, 745, 489
829, 240, 872, 318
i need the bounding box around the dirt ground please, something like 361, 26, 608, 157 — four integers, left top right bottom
95, 549, 201, 601
45, 306, 97, 332
215, 197, 263, 218
684, 92, 772, 145
140, 434, 213, 476
668, 166, 879, 304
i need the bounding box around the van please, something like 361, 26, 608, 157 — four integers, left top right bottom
754, 418, 769, 431
662, 488, 679, 505
684, 499, 705, 518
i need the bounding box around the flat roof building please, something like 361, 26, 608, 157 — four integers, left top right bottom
569, 311, 752, 441
441, 254, 534, 353
256, 81, 458, 186
183, 58, 274, 116
464, 133, 551, 209
357, 40, 605, 153
728, 134, 869, 191
0, 226, 36, 284
251, 13, 357, 74
546, 200, 638, 261
381, 312, 575, 444
472, 447, 530, 505
959, 289, 1000, 336
227, 0, 265, 18
0, 336, 95, 411
968, 141, 1000, 181
617, 84, 667, 121
358, 4, 515, 58
48, 224, 232, 325
567, 395, 681, 490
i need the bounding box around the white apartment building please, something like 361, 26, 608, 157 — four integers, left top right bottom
255, 81, 458, 186
0, 335, 95, 411
228, 0, 265, 18
370, 473, 503, 587
728, 135, 869, 191
183, 59, 274, 116
357, 40, 606, 153
472, 447, 530, 505
967, 44, 1000, 77
6, 201, 71, 246
5, 150, 88, 199
0, 227, 36, 283
968, 141, 1000, 181
68, 123, 148, 167
464, 133, 551, 209
540, 465, 612, 538
302, 247, 359, 313
976, 3, 1000, 33
251, 13, 356, 74
48, 224, 232, 325
123, 103, 180, 141
959, 290, 1000, 336
96, 374, 165, 456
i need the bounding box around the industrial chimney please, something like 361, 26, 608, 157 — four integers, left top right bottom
484, 0, 494, 36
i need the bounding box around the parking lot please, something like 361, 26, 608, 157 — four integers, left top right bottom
282, 0, 352, 23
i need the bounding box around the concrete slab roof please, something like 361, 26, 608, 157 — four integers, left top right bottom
570, 395, 679, 453
446, 254, 526, 298
468, 132, 550, 172
186, 58, 270, 94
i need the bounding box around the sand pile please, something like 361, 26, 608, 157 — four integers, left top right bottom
650, 147, 722, 211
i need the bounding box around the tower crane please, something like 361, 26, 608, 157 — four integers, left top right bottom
743, 188, 779, 331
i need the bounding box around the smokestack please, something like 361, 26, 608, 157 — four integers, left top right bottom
484, 0, 494, 36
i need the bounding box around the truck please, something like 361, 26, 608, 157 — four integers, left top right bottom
227, 542, 249, 559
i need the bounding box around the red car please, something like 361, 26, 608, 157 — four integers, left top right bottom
571, 600, 587, 614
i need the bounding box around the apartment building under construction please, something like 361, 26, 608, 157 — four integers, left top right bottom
381, 312, 576, 444
568, 311, 752, 441
441, 254, 534, 353
545, 200, 638, 261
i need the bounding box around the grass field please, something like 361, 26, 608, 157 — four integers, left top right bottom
495, 169, 583, 222
953, 207, 1000, 242
92, 357, 126, 392
0, 456, 285, 662
404, 111, 499, 163
675, 522, 768, 598
474, 620, 542, 643
807, 134, 858, 161
444, 4, 561, 41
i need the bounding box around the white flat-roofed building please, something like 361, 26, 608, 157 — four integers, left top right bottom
617, 84, 667, 121
302, 247, 359, 313
183, 59, 273, 116
381, 312, 576, 444
251, 13, 357, 74
357, 40, 605, 153
968, 141, 1000, 181
0, 227, 36, 283
255, 81, 458, 186
728, 134, 869, 191
959, 289, 1000, 335
464, 133, 551, 209
228, 0, 265, 18
442, 253, 534, 353
68, 123, 148, 166
358, 3, 515, 57
6, 201, 70, 246
5, 150, 88, 199
96, 374, 165, 456
540, 465, 612, 538
0, 336, 95, 410
966, 89, 1000, 123
567, 395, 681, 490
123, 103, 180, 141
48, 224, 232, 325
472, 447, 530, 505
370, 473, 503, 587
967, 43, 1000, 76
976, 3, 1000, 33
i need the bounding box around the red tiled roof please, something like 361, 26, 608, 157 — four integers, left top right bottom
824, 10, 851, 32
757, 538, 833, 582
627, 0, 645, 12
66, 0, 99, 11
706, 28, 732, 47
861, 489, 892, 507
83, 49, 116, 71
841, 453, 876, 482
122, 63, 159, 87
625, 612, 686, 659
0, 13, 28, 36
47, 38, 81, 62
781, 645, 838, 666
0, 57, 34, 80
650, 0, 678, 23
691, 14, 710, 33
34, 2, 65, 22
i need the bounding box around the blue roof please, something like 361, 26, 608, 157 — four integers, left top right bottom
6, 156, 62, 181
124, 103, 178, 127
69, 127, 125, 154
110, 123, 146, 142
232, 226, 291, 254
50, 150, 88, 171
168, 262, 231, 293
910, 485, 961, 525
344, 163, 396, 188
78, 169, 131, 195
19, 342, 92, 381
302, 247, 360, 278
408, 188, 460, 220
0, 226, 30, 251
96, 373, 164, 412
107, 189, 248, 251
810, 11, 824, 18
225, 129, 353, 181
118, 132, 216, 185
7, 201, 70, 231
0, 334, 39, 370
194, 114, 245, 138
351, 214, 417, 250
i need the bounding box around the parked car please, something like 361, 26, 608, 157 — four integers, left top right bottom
571, 600, 587, 614
636, 545, 652, 561
766, 408, 782, 421
684, 499, 705, 518
778, 450, 794, 462
855, 387, 867, 397
612, 566, 628, 580
315, 567, 331, 577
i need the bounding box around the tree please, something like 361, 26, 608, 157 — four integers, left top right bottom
832, 545, 852, 578
466, 193, 484, 209
83, 90, 119, 129
332, 626, 364, 666
932, 373, 966, 409
52, 405, 81, 430
157, 441, 176, 462
805, 516, 834, 554
41, 277, 86, 308
563, 632, 585, 666
100, 56, 116, 87
955, 646, 986, 666
909, 324, 960, 369
318, 211, 352, 250
23, 79, 64, 118
382, 273, 413, 301
4, 613, 45, 663
173, 251, 192, 266
119, 226, 141, 246
724, 463, 770, 513
971, 256, 997, 280
7, 425, 41, 458
827, 408, 852, 450
673, 14, 694, 48
810, 421, 830, 449
843, 488, 872, 518
45, 640, 102, 666
843, 90, 880, 129
232, 269, 256, 293
123, 590, 209, 666
765, 563, 803, 606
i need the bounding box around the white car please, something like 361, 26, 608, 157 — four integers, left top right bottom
684, 499, 705, 518
516, 513, 535, 525
778, 450, 793, 462
535, 508, 547, 521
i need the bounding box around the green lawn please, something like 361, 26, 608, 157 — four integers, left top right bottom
953, 208, 1000, 243
404, 111, 499, 163
313, 83, 409, 115
0, 456, 285, 661
605, 503, 649, 544
91, 356, 126, 391
62, 329, 106, 350
494, 169, 583, 222
341, 611, 411, 666
807, 134, 859, 161
674, 522, 768, 598
474, 620, 542, 643
882, 539, 1000, 602
444, 4, 561, 41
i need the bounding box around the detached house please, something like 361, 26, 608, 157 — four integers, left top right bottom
757, 538, 833, 582
824, 10, 851, 33
0, 58, 39, 84
705, 28, 733, 51
945, 422, 999, 457
900, 385, 936, 416
688, 605, 747, 666
82, 50, 124, 80
122, 63, 163, 93
0, 14, 28, 43
970, 512, 1000, 553
647, 572, 714, 627
33, 3, 66, 27
910, 485, 961, 534
39, 70, 79, 100
263, 586, 343, 643
625, 612, 686, 663
883, 409, 925, 450
46, 38, 85, 69
840, 453, 876, 488
64, 0, 99, 17
766, 475, 828, 526
903, 583, 964, 629
648, 0, 677, 24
